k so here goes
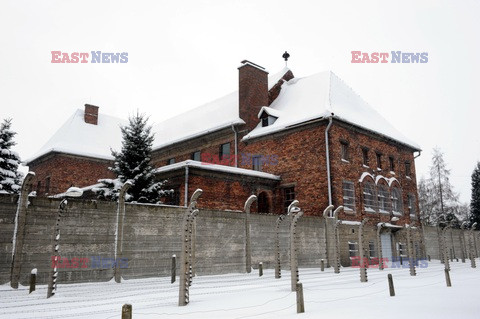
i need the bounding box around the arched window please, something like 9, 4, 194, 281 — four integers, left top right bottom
391, 187, 403, 215
258, 192, 270, 213
377, 184, 391, 213
362, 181, 377, 213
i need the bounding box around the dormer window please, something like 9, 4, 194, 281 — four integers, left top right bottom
258, 107, 279, 127
260, 113, 277, 127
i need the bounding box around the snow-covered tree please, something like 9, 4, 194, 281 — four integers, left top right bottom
94, 112, 170, 203
418, 148, 464, 227
469, 162, 480, 229
0, 119, 23, 194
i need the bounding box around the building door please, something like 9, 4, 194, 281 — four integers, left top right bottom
381, 233, 393, 263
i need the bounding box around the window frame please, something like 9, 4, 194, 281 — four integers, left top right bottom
389, 156, 395, 172
342, 180, 356, 213
167, 158, 175, 165
219, 143, 231, 161
405, 161, 411, 177
340, 140, 350, 162
362, 181, 377, 213
191, 151, 201, 161
283, 186, 296, 213
376, 152, 382, 170
391, 187, 403, 215
252, 155, 262, 171
362, 147, 369, 166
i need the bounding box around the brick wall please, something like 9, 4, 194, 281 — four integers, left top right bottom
28, 154, 114, 196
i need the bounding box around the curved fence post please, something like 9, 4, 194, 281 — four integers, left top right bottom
275, 214, 286, 279
406, 224, 416, 276
47, 199, 67, 298
288, 200, 303, 292
469, 223, 477, 268
359, 218, 369, 282
10, 172, 35, 289
179, 189, 202, 306
332, 206, 343, 274
376, 223, 385, 270
244, 195, 257, 273
442, 225, 451, 271
114, 181, 133, 283
322, 205, 334, 268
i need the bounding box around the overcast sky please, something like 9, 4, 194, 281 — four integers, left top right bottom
1, 0, 479, 203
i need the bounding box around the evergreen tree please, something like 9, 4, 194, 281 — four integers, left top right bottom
94, 112, 170, 203
469, 162, 480, 229
0, 119, 23, 194
418, 148, 463, 227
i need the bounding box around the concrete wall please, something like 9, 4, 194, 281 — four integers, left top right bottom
1, 193, 479, 287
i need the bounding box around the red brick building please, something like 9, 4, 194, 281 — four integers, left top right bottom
27, 59, 421, 226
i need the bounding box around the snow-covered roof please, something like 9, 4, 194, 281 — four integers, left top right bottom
243, 71, 421, 151
155, 160, 281, 181
28, 67, 420, 163
26, 109, 126, 163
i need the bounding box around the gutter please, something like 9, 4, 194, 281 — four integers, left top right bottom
325, 115, 334, 206
414, 151, 422, 159
184, 166, 189, 207
231, 124, 238, 167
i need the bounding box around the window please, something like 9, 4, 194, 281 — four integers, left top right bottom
164, 187, 180, 206
408, 194, 417, 218
391, 187, 403, 214
376, 152, 382, 169
363, 181, 377, 212
377, 184, 392, 213
283, 186, 295, 213
389, 156, 395, 172
341, 141, 349, 161
191, 151, 201, 161
369, 240, 377, 258
348, 241, 359, 258
167, 158, 175, 165
342, 181, 355, 212
397, 243, 407, 257
362, 148, 369, 166
219, 143, 230, 160
45, 177, 51, 194
258, 192, 270, 213
262, 117, 269, 127
252, 156, 262, 171
405, 161, 411, 177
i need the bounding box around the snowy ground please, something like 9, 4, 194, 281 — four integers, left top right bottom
1, 260, 479, 318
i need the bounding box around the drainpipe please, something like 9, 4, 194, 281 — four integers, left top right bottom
231, 124, 238, 167
414, 151, 421, 159
325, 115, 334, 206
184, 165, 189, 207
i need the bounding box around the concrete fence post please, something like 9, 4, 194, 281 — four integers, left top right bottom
469, 223, 477, 269
444, 268, 452, 287
322, 205, 334, 268
460, 223, 467, 263
244, 195, 257, 274
332, 206, 343, 274
114, 181, 133, 284
387, 274, 395, 297
122, 304, 132, 319
10, 172, 35, 289
275, 214, 286, 279
47, 198, 67, 298
171, 255, 176, 284
321, 259, 324, 272
296, 282, 305, 313
179, 189, 202, 306
406, 225, 416, 276
359, 218, 369, 282
288, 200, 303, 292
377, 223, 385, 270
258, 262, 263, 277
441, 225, 451, 271
29, 268, 37, 294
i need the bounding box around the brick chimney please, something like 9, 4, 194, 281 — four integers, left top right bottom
84, 104, 99, 125
238, 60, 269, 132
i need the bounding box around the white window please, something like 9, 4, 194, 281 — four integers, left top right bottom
363, 181, 377, 213
369, 240, 377, 258
391, 187, 403, 215
341, 141, 349, 161
408, 194, 417, 218
377, 184, 391, 213
348, 241, 359, 258
397, 243, 407, 257
342, 181, 355, 212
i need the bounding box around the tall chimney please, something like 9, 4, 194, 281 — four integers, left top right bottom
238, 60, 269, 132
84, 104, 99, 125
